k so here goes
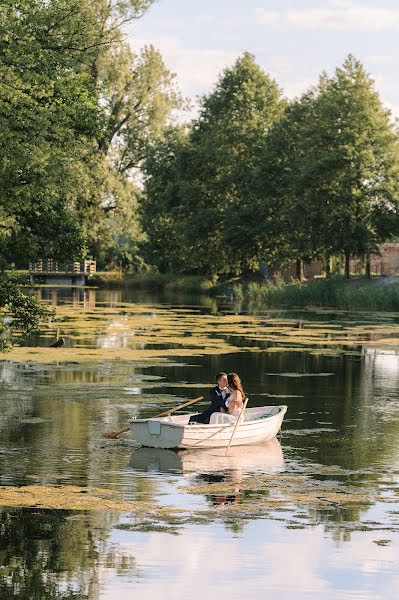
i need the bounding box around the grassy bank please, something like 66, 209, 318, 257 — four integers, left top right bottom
122, 272, 216, 294
12, 269, 215, 293
232, 276, 399, 311
17, 266, 399, 311
87, 271, 124, 288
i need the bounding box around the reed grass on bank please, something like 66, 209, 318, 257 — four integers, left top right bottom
16, 266, 399, 311
123, 272, 215, 293
87, 271, 123, 287
233, 276, 399, 311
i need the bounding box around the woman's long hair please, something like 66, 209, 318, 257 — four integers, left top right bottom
227, 372, 246, 400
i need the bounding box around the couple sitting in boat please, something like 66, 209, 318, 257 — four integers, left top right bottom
188, 372, 246, 425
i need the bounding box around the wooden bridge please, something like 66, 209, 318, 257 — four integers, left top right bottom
29, 259, 96, 286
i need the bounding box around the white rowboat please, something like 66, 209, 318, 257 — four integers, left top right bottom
129, 405, 287, 449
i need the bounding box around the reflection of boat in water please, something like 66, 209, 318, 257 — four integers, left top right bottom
129, 438, 284, 476
129, 405, 287, 449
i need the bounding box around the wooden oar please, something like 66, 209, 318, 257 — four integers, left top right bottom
102, 395, 204, 439
225, 398, 249, 456
152, 396, 204, 418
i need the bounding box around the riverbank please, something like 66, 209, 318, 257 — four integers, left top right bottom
89, 272, 216, 293
116, 273, 399, 312
233, 276, 399, 311
16, 269, 399, 311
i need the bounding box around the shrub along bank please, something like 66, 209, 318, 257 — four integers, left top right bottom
232, 277, 399, 311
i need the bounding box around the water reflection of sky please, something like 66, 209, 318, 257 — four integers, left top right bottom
100, 523, 399, 600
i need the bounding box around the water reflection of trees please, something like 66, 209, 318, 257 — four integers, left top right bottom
0, 508, 136, 600
0, 361, 159, 494
160, 346, 399, 473
284, 348, 399, 472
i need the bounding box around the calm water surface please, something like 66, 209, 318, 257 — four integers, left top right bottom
1, 287, 399, 599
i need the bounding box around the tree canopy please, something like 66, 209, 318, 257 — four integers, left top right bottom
143, 54, 399, 280
142, 52, 285, 275
0, 0, 179, 345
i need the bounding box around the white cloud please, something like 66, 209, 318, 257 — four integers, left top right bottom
128, 20, 399, 119
256, 5, 399, 31
130, 35, 238, 96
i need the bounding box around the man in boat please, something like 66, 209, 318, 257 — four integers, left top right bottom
188, 372, 230, 424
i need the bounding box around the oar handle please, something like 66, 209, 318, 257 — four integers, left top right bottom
154, 396, 204, 418
225, 398, 249, 456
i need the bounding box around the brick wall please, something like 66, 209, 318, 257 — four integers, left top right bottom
269, 242, 399, 280
350, 243, 399, 276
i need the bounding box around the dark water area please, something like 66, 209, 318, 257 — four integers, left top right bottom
1, 287, 399, 599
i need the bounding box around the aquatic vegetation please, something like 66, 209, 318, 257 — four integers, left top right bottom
0, 485, 142, 511
1, 345, 239, 365
0, 463, 395, 539
266, 372, 335, 377
2, 300, 399, 365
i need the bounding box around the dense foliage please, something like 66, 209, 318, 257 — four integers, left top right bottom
142, 53, 285, 276
142, 54, 399, 279
0, 0, 179, 345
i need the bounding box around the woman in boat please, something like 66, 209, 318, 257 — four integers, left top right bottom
226, 372, 246, 415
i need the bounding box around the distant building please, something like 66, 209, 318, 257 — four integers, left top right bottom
264, 243, 399, 280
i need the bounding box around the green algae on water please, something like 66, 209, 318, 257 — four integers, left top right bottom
3, 301, 399, 365
0, 485, 145, 511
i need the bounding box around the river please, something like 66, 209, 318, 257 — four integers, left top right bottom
1, 286, 399, 599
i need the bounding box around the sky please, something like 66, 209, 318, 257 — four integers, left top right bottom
127, 0, 399, 118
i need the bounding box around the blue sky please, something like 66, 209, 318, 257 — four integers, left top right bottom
127, 0, 399, 117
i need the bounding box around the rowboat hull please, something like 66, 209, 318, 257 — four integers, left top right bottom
129, 405, 287, 449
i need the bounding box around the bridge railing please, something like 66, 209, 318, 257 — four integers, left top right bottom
29, 259, 96, 274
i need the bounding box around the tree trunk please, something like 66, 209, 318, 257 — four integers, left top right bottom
365, 254, 371, 279
344, 252, 350, 279
295, 259, 304, 282
325, 255, 332, 278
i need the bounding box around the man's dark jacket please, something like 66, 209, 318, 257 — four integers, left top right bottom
188, 386, 229, 424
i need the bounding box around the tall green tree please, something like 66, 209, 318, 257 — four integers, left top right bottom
256, 55, 399, 279
0, 0, 102, 346
187, 52, 284, 276
0, 0, 172, 266
255, 91, 324, 278
143, 52, 285, 276
79, 42, 182, 264
0, 0, 101, 264
141, 127, 190, 272
299, 56, 399, 277
0, 0, 162, 345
